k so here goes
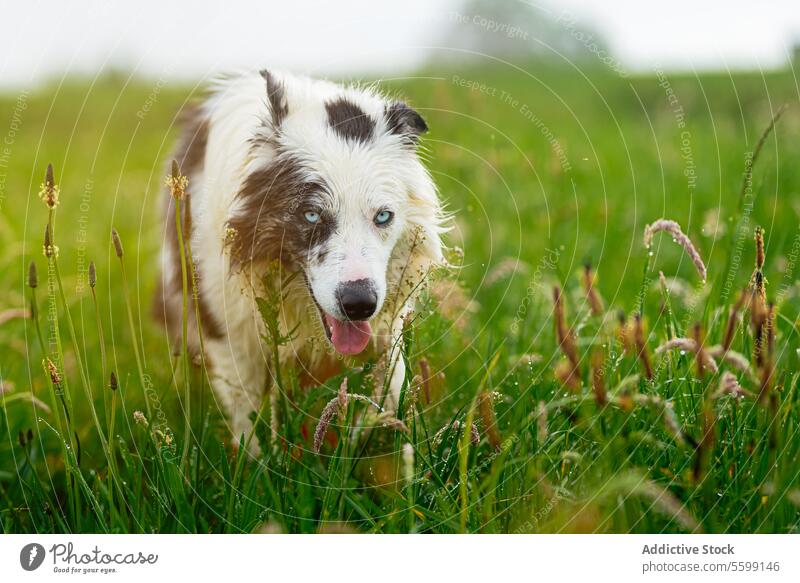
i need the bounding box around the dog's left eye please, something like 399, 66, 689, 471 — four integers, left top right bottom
304, 210, 321, 224
374, 210, 394, 226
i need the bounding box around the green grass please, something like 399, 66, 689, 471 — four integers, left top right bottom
1, 62, 800, 533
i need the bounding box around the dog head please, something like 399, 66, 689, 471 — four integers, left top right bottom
228, 70, 444, 355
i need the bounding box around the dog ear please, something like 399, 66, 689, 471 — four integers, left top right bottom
385, 101, 428, 143
259, 69, 288, 128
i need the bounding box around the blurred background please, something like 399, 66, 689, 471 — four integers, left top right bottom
3, 0, 800, 87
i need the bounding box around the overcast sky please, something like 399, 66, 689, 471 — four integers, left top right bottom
1, 0, 799, 88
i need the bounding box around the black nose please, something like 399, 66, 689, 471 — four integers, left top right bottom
336, 279, 378, 321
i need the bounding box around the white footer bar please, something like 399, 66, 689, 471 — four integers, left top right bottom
1, 534, 797, 582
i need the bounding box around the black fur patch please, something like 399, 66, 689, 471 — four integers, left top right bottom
385, 101, 428, 144
260, 70, 288, 127
325, 97, 375, 143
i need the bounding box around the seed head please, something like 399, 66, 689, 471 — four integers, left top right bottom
750, 284, 767, 368
617, 311, 632, 354
536, 401, 548, 444
46, 358, 62, 387
553, 287, 572, 356
754, 226, 765, 271
337, 377, 348, 422
662, 402, 684, 444
166, 160, 189, 200
590, 348, 607, 406
708, 346, 754, 381
553, 285, 580, 389
758, 303, 776, 403
314, 397, 341, 453
644, 218, 707, 281
18, 430, 26, 448
224, 225, 238, 246
376, 412, 410, 435
750, 228, 768, 322
655, 337, 719, 373
43, 224, 58, 258
88, 261, 96, 288
111, 228, 124, 258
554, 360, 581, 391
692, 323, 708, 380
656, 337, 698, 354
109, 371, 118, 391
133, 410, 149, 428
312, 390, 382, 454
715, 371, 750, 399
27, 261, 38, 289
478, 390, 501, 450
38, 163, 60, 209
582, 262, 604, 316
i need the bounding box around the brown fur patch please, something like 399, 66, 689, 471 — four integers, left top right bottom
325, 97, 375, 143
228, 156, 335, 271
298, 358, 343, 389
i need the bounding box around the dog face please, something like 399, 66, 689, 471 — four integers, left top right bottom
228, 71, 442, 355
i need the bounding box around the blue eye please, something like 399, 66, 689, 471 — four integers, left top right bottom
304, 210, 321, 224
374, 210, 394, 226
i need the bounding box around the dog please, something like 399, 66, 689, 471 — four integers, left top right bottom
156, 69, 445, 449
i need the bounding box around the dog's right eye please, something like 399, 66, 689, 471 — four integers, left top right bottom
304, 210, 321, 224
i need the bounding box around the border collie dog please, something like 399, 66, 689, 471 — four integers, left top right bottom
157, 70, 445, 449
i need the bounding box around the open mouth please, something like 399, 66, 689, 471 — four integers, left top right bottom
310, 289, 372, 355
323, 314, 371, 355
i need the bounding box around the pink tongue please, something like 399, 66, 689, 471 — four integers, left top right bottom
326, 316, 372, 355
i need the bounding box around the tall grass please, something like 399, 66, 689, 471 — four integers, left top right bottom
1, 67, 799, 533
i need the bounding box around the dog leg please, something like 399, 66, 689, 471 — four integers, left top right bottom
205, 334, 268, 456
382, 336, 406, 413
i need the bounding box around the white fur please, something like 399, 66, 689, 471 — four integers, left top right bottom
163, 70, 445, 451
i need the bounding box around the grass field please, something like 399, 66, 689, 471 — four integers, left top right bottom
1, 61, 800, 533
